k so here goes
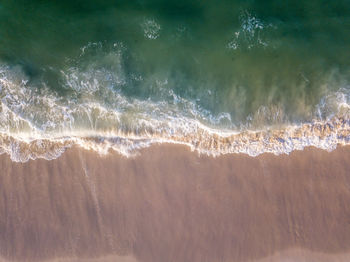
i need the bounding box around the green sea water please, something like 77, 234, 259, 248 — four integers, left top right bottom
1, 0, 350, 160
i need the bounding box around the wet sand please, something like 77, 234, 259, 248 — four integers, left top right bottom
1, 144, 350, 262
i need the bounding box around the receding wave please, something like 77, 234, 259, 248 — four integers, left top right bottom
1, 115, 350, 162
1, 61, 350, 162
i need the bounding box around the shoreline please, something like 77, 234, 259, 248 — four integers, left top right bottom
1, 144, 350, 261
1, 114, 350, 162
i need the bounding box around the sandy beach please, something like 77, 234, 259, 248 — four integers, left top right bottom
0, 145, 350, 261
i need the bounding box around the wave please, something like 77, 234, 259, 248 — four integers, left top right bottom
1, 114, 350, 162
1, 59, 350, 162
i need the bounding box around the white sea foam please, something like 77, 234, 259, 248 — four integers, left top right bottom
1, 62, 350, 162
1, 114, 350, 162
227, 10, 275, 50
141, 19, 161, 40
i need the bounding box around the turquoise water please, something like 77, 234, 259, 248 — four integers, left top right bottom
1, 1, 350, 160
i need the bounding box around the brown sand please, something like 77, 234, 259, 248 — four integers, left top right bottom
1, 145, 350, 262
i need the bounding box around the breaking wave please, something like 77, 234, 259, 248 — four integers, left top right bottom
1, 60, 350, 162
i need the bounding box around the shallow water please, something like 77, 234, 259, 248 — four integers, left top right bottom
1, 0, 350, 160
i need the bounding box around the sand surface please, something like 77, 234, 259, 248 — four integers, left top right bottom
1, 145, 350, 261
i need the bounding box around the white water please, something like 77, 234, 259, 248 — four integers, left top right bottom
1, 62, 350, 162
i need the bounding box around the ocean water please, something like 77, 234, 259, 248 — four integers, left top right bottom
1, 0, 350, 161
